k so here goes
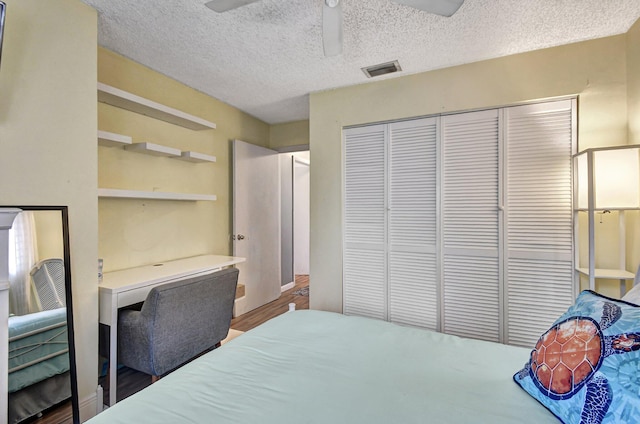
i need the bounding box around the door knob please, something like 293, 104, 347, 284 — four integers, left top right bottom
237, 234, 245, 240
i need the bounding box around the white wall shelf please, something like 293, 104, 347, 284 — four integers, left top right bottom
574, 209, 633, 297
98, 188, 217, 201
576, 266, 635, 298
124, 142, 181, 157
97, 133, 216, 162
176, 151, 217, 163
98, 83, 216, 131
576, 268, 635, 280
98, 130, 132, 147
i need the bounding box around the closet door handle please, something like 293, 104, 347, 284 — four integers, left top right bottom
237, 234, 245, 240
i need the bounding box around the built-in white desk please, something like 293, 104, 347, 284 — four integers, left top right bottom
99, 254, 245, 407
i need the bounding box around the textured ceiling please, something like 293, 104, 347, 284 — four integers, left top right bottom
81, 0, 640, 124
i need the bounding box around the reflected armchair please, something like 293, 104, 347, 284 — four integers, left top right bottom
30, 258, 66, 311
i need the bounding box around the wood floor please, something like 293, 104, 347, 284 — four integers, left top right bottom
33, 275, 309, 424
231, 274, 309, 332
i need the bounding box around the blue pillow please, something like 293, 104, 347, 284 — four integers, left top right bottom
514, 290, 640, 424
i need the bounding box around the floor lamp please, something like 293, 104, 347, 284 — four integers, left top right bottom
574, 145, 640, 295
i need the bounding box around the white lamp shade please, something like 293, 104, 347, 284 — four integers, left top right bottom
594, 148, 640, 208
575, 146, 640, 210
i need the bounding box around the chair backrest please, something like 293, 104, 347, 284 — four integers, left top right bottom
141, 267, 239, 375
30, 258, 65, 311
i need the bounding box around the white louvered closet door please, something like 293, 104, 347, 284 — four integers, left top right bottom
343, 124, 387, 320
441, 110, 501, 342
388, 118, 438, 330
504, 100, 576, 347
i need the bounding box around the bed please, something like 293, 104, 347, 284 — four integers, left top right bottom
8, 307, 71, 424
87, 309, 560, 423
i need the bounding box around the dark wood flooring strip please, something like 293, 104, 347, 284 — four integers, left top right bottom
230, 275, 309, 332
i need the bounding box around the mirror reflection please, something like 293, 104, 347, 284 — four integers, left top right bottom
7, 208, 76, 424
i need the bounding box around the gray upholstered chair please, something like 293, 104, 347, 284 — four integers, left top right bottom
117, 267, 239, 380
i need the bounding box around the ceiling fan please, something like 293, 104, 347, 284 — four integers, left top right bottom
204, 0, 465, 57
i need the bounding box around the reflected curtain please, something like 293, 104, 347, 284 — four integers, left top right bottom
8, 211, 38, 315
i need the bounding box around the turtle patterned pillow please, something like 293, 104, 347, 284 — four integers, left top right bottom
513, 290, 640, 424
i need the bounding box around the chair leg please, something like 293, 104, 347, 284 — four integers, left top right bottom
151, 375, 160, 384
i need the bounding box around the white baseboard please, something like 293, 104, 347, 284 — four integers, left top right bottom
232, 282, 294, 317
79, 390, 98, 422
233, 295, 247, 317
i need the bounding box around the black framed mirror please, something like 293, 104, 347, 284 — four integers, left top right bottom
5, 206, 78, 424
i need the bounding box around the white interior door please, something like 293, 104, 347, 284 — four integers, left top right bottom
503, 99, 576, 347
441, 109, 502, 343
293, 158, 310, 275
388, 117, 439, 330
233, 140, 281, 314
343, 124, 387, 320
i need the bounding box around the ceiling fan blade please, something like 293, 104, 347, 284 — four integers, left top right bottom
322, 0, 343, 57
204, 0, 261, 13
392, 0, 464, 17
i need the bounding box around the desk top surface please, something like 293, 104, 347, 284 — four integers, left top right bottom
99, 255, 245, 293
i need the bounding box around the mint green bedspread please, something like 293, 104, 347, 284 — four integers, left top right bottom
89, 310, 558, 423
8, 307, 69, 393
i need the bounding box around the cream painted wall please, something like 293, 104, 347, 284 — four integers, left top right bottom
626, 19, 640, 283
269, 120, 310, 150
98, 48, 270, 272
34, 211, 64, 260
0, 0, 98, 419
627, 19, 640, 145
310, 35, 631, 312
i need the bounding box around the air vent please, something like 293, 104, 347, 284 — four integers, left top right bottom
362, 60, 402, 78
